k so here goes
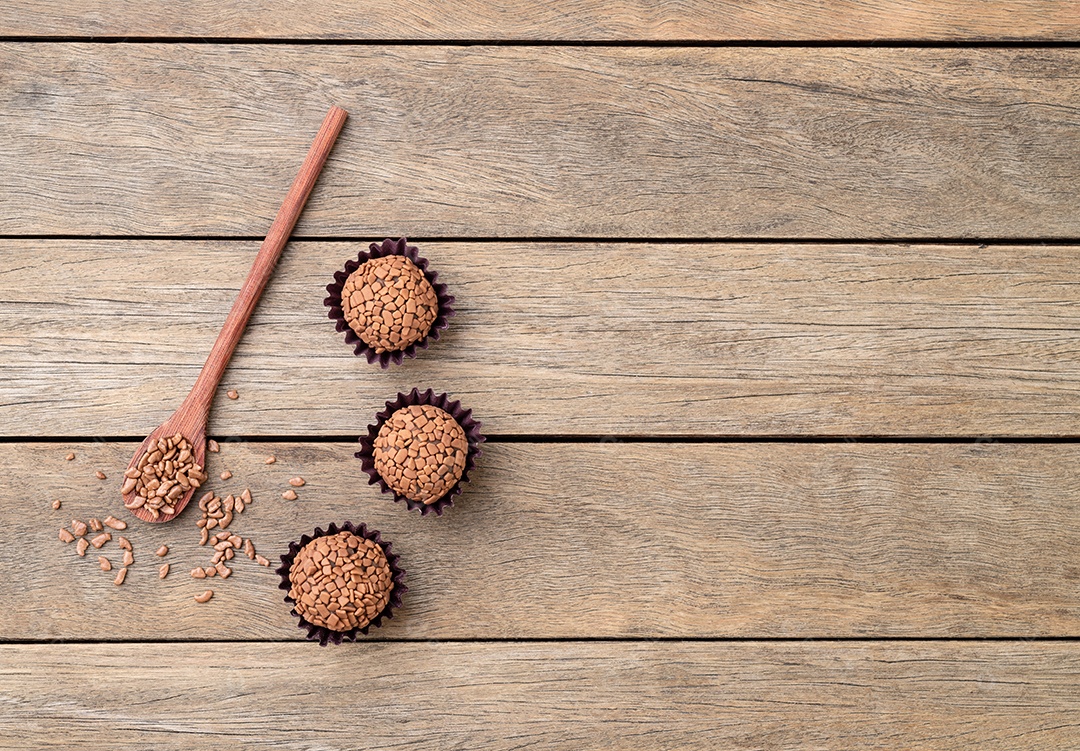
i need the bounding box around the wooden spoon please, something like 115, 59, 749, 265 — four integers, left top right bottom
122, 105, 348, 523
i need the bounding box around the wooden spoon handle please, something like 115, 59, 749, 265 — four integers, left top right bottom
184, 105, 348, 416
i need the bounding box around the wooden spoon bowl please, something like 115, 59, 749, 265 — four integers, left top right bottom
122, 105, 347, 523
123, 415, 207, 524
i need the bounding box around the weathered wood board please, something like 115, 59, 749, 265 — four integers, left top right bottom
3, 240, 1080, 437
2, 45, 1078, 238
1, 642, 1078, 749
4, 440, 1079, 640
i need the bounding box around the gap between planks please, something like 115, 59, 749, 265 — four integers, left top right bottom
6, 436, 1080, 444
2, 0, 1078, 41
5, 38, 1080, 47
7, 235, 1080, 243
5, 636, 1080, 644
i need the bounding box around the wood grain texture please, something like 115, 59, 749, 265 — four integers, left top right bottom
1, 642, 1078, 749
2, 45, 1079, 238
3, 240, 1080, 437
4, 440, 1079, 640
1, 0, 1078, 40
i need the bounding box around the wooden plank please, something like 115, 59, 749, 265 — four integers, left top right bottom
2, 45, 1078, 238
4, 440, 1080, 640
2, 0, 1078, 41
1, 641, 1078, 749
3, 240, 1080, 437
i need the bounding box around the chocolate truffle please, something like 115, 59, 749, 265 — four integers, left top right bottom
288, 531, 393, 632
373, 404, 468, 505
340, 255, 439, 354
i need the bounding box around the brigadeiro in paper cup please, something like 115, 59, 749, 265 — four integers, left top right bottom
277, 522, 407, 646
357, 388, 484, 517
324, 237, 454, 367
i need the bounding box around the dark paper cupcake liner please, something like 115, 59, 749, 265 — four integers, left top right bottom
276, 521, 407, 646
324, 237, 455, 368
356, 388, 484, 517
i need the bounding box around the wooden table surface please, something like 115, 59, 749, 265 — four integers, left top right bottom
2, 3, 1080, 748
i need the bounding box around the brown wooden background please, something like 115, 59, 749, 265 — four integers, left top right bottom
1, 3, 1079, 748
